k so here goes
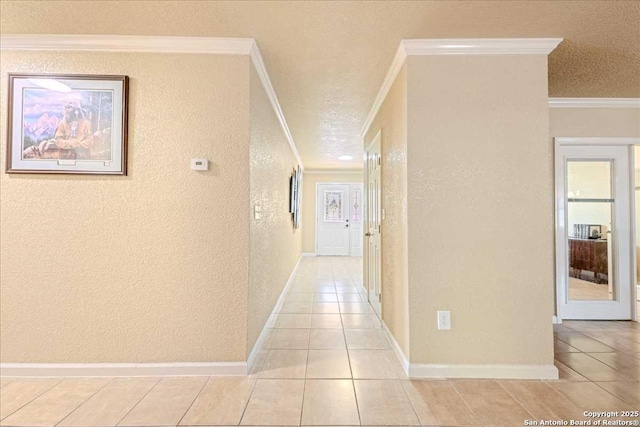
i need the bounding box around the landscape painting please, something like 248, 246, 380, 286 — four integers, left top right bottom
7, 74, 129, 175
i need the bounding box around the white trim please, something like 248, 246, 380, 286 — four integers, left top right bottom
360, 45, 407, 139
556, 137, 640, 146
301, 252, 317, 257
0, 362, 246, 378
0, 34, 304, 170
552, 315, 561, 324
0, 34, 255, 55
549, 98, 640, 108
408, 363, 559, 380
360, 38, 562, 139
249, 44, 303, 169
304, 169, 363, 175
246, 255, 302, 373
402, 38, 562, 56
381, 321, 409, 375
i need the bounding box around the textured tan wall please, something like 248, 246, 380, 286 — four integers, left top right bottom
550, 108, 640, 139
406, 55, 555, 365
364, 63, 410, 357
0, 51, 251, 363
301, 172, 364, 254
248, 64, 302, 354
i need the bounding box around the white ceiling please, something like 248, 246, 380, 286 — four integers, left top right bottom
1, 1, 638, 170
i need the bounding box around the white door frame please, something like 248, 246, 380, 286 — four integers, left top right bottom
315, 182, 364, 256
555, 137, 640, 321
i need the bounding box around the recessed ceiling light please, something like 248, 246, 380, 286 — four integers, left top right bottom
338, 155, 353, 161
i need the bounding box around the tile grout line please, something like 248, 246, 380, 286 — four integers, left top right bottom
495, 379, 539, 420
237, 373, 259, 426
0, 378, 62, 422
448, 379, 484, 424
53, 377, 113, 427
115, 376, 162, 427
344, 261, 366, 426
591, 380, 640, 406
337, 274, 363, 426
174, 376, 210, 427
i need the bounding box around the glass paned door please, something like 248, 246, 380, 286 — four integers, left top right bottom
556, 145, 632, 320
566, 161, 614, 301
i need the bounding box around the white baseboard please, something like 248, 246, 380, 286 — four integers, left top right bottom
381, 321, 410, 376
552, 315, 561, 324
246, 254, 303, 372
408, 363, 559, 380
302, 252, 317, 257
2, 255, 305, 379
381, 320, 557, 380
0, 362, 247, 378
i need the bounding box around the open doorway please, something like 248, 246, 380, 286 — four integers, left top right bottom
555, 138, 640, 321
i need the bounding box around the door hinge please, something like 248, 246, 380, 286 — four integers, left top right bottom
378, 225, 381, 233
378, 294, 381, 302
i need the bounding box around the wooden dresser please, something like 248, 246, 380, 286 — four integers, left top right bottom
568, 238, 608, 283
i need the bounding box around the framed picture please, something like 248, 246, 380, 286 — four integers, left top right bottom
288, 166, 302, 228
6, 73, 129, 175
289, 171, 296, 214
588, 225, 602, 239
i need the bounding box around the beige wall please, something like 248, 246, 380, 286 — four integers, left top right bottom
0, 51, 251, 363
550, 108, 640, 139
406, 55, 555, 365
301, 171, 364, 254
248, 64, 302, 354
364, 63, 410, 357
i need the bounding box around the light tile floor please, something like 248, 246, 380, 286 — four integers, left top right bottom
1, 256, 639, 426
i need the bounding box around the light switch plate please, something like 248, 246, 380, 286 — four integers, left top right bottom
191, 158, 208, 171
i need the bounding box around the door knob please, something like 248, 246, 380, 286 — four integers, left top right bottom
365, 232, 372, 236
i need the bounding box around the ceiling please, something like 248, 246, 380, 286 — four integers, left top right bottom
1, 1, 639, 169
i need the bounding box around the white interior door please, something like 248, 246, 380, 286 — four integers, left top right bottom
349, 183, 364, 256
317, 184, 350, 256
366, 133, 382, 317
556, 144, 633, 320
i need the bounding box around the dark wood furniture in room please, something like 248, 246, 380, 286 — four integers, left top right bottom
568, 238, 608, 283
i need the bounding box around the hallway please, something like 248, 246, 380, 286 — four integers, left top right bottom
0, 256, 637, 425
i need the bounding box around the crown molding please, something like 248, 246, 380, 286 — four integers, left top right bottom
359, 44, 408, 140
0, 34, 255, 55
360, 38, 563, 139
402, 38, 563, 56
249, 44, 303, 169
0, 34, 304, 169
549, 98, 640, 108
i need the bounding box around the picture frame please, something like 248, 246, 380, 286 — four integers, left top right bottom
6, 73, 129, 175
289, 170, 296, 214
294, 165, 302, 229
288, 166, 302, 228
588, 224, 602, 239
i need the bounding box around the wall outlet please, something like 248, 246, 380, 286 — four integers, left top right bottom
437, 311, 451, 330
